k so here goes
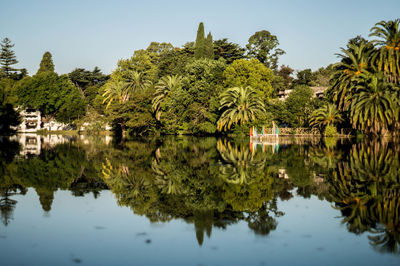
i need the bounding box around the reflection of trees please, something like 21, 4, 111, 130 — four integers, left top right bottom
152, 155, 184, 195
247, 199, 283, 235
0, 138, 24, 226
309, 138, 342, 170
11, 144, 89, 211
217, 139, 274, 212
217, 139, 266, 185
327, 140, 400, 254
0, 185, 27, 226
103, 137, 283, 245
0, 139, 108, 218
270, 143, 333, 200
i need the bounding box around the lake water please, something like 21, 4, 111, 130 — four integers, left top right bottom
0, 135, 399, 265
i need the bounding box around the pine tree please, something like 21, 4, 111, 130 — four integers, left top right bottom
205, 32, 214, 59
194, 22, 205, 59
37, 51, 55, 74
0, 38, 18, 77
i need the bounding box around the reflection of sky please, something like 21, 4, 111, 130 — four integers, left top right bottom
0, 189, 399, 265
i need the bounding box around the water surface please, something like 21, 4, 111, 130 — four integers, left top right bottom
0, 135, 399, 265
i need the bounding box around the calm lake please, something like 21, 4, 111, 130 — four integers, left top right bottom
0, 135, 399, 266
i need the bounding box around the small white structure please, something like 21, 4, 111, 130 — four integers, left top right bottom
278, 86, 328, 101
278, 169, 289, 179
105, 124, 112, 131
42, 121, 67, 131
15, 108, 42, 132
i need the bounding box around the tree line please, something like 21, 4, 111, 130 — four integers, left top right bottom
1, 19, 398, 137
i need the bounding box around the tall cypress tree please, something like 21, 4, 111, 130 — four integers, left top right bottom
37, 51, 55, 74
205, 32, 214, 59
194, 22, 205, 59
0, 38, 18, 77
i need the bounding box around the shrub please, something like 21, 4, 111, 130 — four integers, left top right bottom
324, 125, 338, 136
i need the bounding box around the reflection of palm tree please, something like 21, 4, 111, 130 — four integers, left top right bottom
368, 191, 400, 254
217, 139, 265, 185
309, 144, 341, 170
102, 158, 150, 198
327, 141, 400, 253
151, 158, 183, 195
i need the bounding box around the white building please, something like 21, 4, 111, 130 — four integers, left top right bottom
278, 86, 327, 101
14, 108, 42, 132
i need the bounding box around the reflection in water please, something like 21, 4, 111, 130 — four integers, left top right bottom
101, 138, 281, 245
326, 141, 400, 254
0, 135, 110, 219
0, 135, 400, 255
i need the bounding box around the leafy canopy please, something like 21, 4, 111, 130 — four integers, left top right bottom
246, 30, 285, 71
223, 58, 274, 98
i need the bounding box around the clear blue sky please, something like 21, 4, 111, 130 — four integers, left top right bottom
1, 0, 399, 75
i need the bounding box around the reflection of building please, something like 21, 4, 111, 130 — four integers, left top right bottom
10, 134, 113, 156
10, 134, 70, 156
10, 134, 42, 156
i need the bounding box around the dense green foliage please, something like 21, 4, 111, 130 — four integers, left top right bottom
327, 19, 400, 136
205, 32, 214, 59
1, 19, 399, 137
213, 38, 246, 63
223, 58, 274, 97
309, 103, 343, 132
0, 103, 20, 133
68, 66, 108, 106
0, 38, 18, 76
194, 22, 206, 59
36, 51, 55, 74
268, 85, 320, 128
217, 86, 266, 131
15, 72, 86, 123
369, 19, 400, 83
246, 30, 285, 71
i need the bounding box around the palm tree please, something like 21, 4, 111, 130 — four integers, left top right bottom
102, 76, 128, 109
369, 19, 400, 84
124, 70, 152, 94
217, 86, 265, 131
350, 73, 398, 135
327, 42, 372, 111
102, 71, 152, 110
309, 103, 343, 130
152, 75, 183, 121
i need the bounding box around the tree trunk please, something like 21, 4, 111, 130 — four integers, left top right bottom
121, 123, 127, 140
